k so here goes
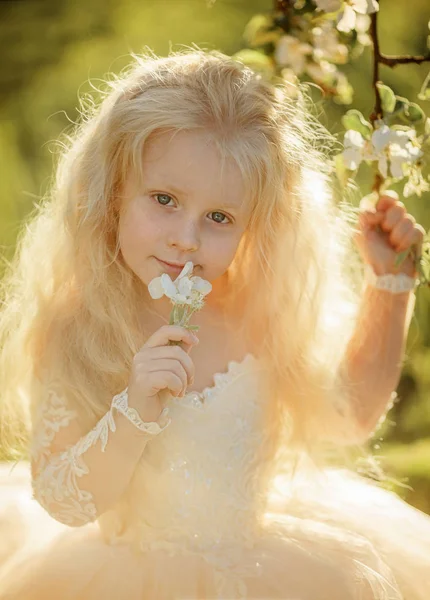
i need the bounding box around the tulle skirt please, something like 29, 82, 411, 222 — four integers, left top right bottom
0, 462, 429, 600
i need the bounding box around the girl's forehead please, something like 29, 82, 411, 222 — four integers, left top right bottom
131, 130, 255, 206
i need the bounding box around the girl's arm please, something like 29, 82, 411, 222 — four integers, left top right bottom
30, 384, 171, 527
341, 284, 416, 441
339, 190, 424, 443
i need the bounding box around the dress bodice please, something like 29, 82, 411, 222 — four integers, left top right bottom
99, 354, 272, 557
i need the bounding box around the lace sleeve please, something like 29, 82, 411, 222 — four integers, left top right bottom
30, 386, 171, 527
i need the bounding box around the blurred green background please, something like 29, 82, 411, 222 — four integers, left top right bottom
1, 0, 430, 513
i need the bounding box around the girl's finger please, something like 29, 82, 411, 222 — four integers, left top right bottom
380, 204, 406, 232
145, 325, 198, 350
147, 358, 188, 391
390, 220, 414, 252
411, 225, 425, 251
395, 225, 425, 255
359, 210, 384, 231
375, 191, 400, 212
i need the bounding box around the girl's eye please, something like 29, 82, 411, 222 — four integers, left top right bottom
209, 211, 231, 225
153, 194, 232, 225
154, 193, 174, 207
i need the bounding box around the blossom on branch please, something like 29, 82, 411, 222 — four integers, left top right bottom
314, 0, 379, 33
342, 122, 428, 197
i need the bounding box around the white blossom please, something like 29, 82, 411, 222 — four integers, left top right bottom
274, 35, 313, 75
336, 0, 379, 33
354, 13, 372, 44
389, 143, 423, 179
371, 124, 392, 153
403, 167, 430, 198
148, 261, 212, 306
315, 0, 379, 31
312, 21, 348, 63
337, 4, 357, 32
352, 0, 379, 14
342, 124, 424, 193
306, 60, 337, 83
342, 129, 366, 170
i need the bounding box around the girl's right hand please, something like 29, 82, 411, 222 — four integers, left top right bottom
127, 325, 199, 422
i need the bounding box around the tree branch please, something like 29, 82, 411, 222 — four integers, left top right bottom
369, 10, 430, 123
379, 54, 430, 67
370, 11, 382, 123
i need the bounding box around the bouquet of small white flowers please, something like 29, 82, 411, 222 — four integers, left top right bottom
148, 261, 212, 402
148, 261, 212, 333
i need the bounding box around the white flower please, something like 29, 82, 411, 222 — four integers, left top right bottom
337, 5, 357, 32
274, 35, 313, 75
342, 130, 366, 169
337, 0, 379, 33
352, 0, 379, 14
389, 143, 423, 179
315, 0, 379, 27
312, 21, 348, 63
342, 124, 423, 181
371, 124, 392, 153
148, 261, 212, 306
354, 13, 372, 44
370, 126, 422, 179
403, 167, 430, 198
306, 60, 337, 83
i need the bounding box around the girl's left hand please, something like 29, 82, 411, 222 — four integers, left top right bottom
353, 190, 425, 278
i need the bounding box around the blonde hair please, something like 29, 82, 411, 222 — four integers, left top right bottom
0, 48, 382, 484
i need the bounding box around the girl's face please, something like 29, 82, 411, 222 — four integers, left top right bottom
118, 129, 252, 317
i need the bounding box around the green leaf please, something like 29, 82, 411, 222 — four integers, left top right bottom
418, 71, 430, 101
394, 249, 410, 268
341, 109, 373, 137
243, 14, 279, 47
392, 95, 410, 115
404, 102, 426, 122
376, 83, 396, 113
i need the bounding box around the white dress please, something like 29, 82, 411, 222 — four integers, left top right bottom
0, 353, 429, 599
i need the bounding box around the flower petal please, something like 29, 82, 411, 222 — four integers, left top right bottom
377, 154, 388, 178
177, 276, 194, 297
344, 129, 365, 149
148, 276, 165, 299
371, 124, 391, 153
176, 262, 194, 281
337, 6, 356, 32
352, 0, 379, 14
191, 276, 213, 296
342, 148, 363, 170
160, 274, 178, 299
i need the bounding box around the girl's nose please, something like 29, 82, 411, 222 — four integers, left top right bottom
167, 222, 199, 253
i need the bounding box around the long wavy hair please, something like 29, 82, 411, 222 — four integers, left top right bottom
0, 48, 385, 488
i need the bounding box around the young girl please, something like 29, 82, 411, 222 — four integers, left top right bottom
0, 48, 429, 600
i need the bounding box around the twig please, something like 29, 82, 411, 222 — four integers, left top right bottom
379, 54, 430, 67
368, 8, 430, 193
369, 10, 430, 123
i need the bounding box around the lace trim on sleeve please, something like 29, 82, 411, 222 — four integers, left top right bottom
30, 387, 170, 526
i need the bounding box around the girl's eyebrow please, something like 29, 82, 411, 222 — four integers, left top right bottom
147, 182, 243, 211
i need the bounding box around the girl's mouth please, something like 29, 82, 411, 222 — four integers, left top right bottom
155, 257, 186, 274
